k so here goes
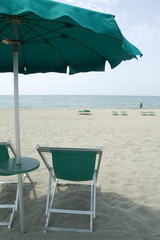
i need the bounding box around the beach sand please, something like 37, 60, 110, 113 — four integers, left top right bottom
0, 108, 160, 240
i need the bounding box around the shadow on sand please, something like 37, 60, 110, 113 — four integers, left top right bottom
0, 179, 160, 240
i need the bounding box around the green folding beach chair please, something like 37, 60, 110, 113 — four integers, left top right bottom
112, 111, 119, 115
148, 111, 155, 116
140, 111, 148, 116
37, 145, 103, 233
79, 110, 91, 115
0, 141, 33, 228
120, 111, 128, 116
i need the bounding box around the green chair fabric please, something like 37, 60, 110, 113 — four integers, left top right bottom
0, 145, 10, 163
51, 150, 96, 181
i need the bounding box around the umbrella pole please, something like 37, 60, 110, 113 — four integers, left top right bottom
13, 21, 26, 234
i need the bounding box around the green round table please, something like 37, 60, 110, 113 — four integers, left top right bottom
0, 157, 40, 176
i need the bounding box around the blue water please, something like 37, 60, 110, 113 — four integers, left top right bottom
0, 95, 160, 109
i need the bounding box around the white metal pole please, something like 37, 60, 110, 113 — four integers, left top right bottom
13, 21, 26, 234
13, 48, 21, 164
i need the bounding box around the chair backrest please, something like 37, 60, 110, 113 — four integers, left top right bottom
51, 150, 97, 181
0, 145, 9, 163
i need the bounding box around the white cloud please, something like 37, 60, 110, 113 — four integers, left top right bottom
55, 0, 119, 12
156, 16, 160, 25
122, 23, 160, 46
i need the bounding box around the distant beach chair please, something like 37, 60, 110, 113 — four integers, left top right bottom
37, 145, 103, 233
112, 111, 119, 115
148, 111, 155, 116
140, 111, 148, 116
79, 109, 91, 115
120, 111, 128, 116
0, 141, 33, 228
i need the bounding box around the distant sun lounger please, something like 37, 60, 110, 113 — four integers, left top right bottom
112, 111, 119, 115
79, 110, 91, 115
120, 111, 128, 116
140, 111, 148, 116
147, 111, 155, 116
140, 111, 155, 116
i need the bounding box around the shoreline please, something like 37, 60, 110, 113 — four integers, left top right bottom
0, 95, 160, 109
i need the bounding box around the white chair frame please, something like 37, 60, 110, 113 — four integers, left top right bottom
37, 146, 103, 233
0, 141, 33, 228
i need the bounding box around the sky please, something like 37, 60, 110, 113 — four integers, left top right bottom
0, 0, 160, 96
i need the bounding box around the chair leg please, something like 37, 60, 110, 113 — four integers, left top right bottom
90, 180, 93, 232
15, 181, 19, 211
45, 211, 51, 233
46, 168, 53, 215
45, 178, 95, 232
45, 174, 58, 232
93, 171, 97, 218
0, 181, 19, 228
0, 172, 30, 228
8, 207, 16, 229
49, 179, 58, 210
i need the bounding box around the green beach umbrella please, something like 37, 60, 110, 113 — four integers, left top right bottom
0, 0, 142, 234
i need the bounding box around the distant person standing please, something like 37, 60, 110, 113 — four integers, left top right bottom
139, 102, 143, 109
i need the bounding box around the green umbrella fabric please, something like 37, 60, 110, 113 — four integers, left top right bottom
0, 0, 142, 75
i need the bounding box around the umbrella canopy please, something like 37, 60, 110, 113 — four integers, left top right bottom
0, 0, 142, 234
0, 0, 142, 75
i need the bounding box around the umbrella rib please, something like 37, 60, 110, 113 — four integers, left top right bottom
0, 14, 122, 69
18, 18, 67, 43
23, 36, 61, 44
24, 33, 106, 63
46, 41, 69, 67
68, 36, 106, 61
60, 21, 122, 42
0, 13, 121, 43
22, 17, 122, 42
19, 19, 119, 61
0, 22, 11, 40
21, 17, 58, 40
20, 23, 69, 67
21, 18, 43, 39
20, 22, 106, 62
19, 21, 108, 61
22, 24, 66, 42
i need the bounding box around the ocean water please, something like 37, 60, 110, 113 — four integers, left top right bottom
0, 95, 160, 109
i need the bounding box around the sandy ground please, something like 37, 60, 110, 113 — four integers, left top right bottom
0, 108, 160, 240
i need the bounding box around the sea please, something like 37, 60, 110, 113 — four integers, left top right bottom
0, 95, 160, 109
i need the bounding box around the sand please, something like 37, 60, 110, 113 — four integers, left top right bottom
0, 108, 160, 240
